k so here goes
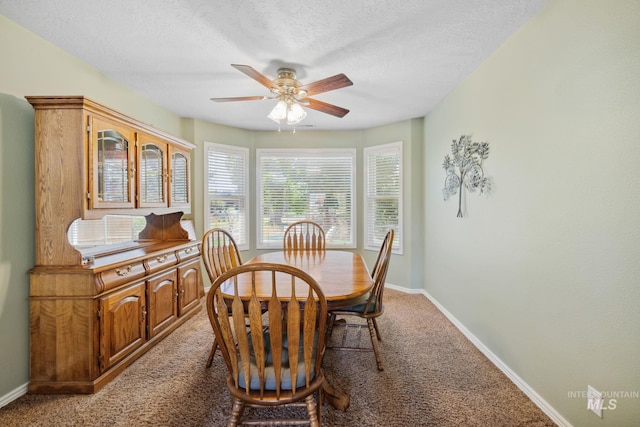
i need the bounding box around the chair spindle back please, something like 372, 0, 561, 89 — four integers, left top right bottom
283, 220, 326, 251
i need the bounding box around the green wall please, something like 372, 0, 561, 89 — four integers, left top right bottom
423, 0, 640, 425
0, 93, 34, 402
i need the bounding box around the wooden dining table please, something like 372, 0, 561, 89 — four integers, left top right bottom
245, 249, 374, 310
219, 249, 374, 411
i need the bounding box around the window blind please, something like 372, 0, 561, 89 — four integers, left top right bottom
205, 143, 249, 249
257, 149, 355, 248
364, 142, 402, 253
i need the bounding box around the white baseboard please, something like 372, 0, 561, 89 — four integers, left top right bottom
0, 382, 28, 409
385, 283, 572, 427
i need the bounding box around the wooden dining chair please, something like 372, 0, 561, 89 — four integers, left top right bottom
207, 262, 328, 427
283, 220, 326, 251
202, 228, 243, 368
327, 229, 394, 371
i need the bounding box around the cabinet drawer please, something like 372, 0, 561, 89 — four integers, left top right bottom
99, 262, 146, 291
145, 251, 178, 275
176, 244, 200, 262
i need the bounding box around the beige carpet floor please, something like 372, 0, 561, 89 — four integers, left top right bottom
0, 289, 555, 426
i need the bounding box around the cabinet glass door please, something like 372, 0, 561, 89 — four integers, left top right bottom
139, 140, 167, 207
90, 117, 136, 209
169, 148, 190, 207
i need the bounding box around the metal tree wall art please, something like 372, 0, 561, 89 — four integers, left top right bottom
442, 135, 491, 218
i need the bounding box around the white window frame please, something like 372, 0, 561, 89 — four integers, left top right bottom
204, 142, 249, 250
364, 141, 403, 254
256, 148, 356, 249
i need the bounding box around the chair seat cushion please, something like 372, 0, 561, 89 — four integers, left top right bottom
239, 331, 318, 391
340, 300, 382, 314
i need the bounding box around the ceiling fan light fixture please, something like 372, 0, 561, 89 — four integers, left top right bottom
268, 99, 288, 123
287, 102, 307, 125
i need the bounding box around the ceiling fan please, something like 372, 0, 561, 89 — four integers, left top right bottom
211, 64, 353, 125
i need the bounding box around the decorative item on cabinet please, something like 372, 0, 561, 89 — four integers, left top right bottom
27, 96, 203, 394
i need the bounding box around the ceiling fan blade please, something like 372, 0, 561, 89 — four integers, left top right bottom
303, 98, 350, 118
210, 96, 267, 102
299, 73, 353, 96
231, 64, 275, 89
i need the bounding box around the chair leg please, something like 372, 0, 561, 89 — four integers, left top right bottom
305, 394, 320, 427
206, 339, 218, 368
227, 398, 244, 427
317, 385, 323, 423
372, 318, 382, 341
367, 319, 384, 371
326, 312, 336, 337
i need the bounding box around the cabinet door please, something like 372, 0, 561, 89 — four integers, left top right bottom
147, 269, 178, 338
99, 282, 146, 372
138, 134, 168, 208
89, 116, 136, 209
169, 146, 191, 208
178, 258, 202, 316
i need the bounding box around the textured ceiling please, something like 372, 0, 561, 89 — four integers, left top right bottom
0, 0, 546, 131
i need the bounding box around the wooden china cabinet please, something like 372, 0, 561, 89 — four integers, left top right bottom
27, 96, 203, 394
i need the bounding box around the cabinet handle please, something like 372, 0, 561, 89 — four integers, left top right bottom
156, 254, 168, 263
184, 247, 193, 254
115, 265, 132, 276
141, 306, 147, 323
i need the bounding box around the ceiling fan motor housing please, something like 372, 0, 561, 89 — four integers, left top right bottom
274, 68, 303, 96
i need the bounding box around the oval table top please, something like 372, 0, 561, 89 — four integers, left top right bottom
237, 250, 374, 310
